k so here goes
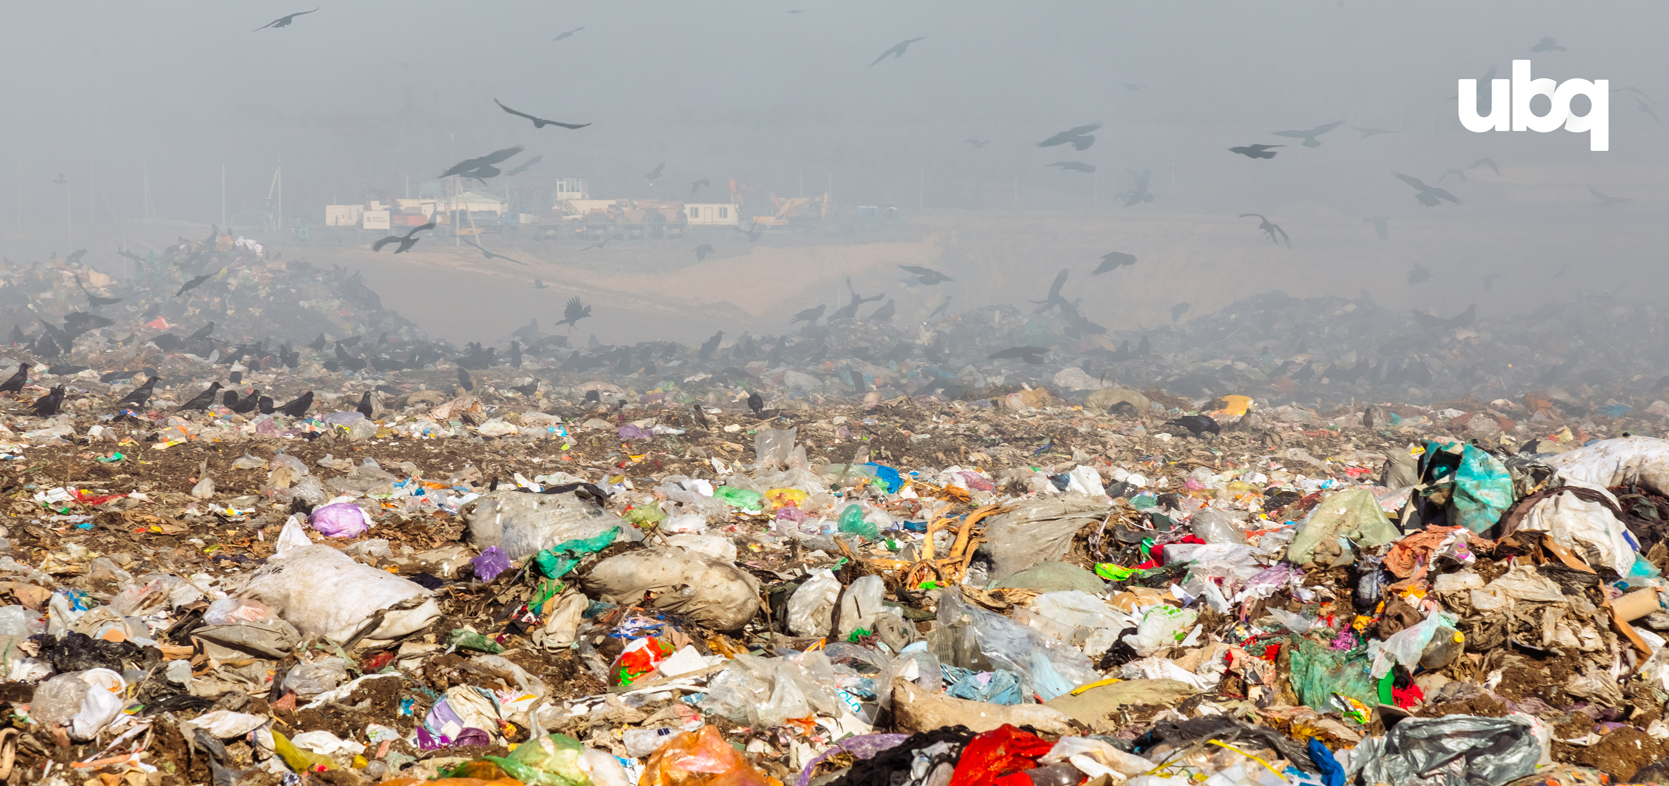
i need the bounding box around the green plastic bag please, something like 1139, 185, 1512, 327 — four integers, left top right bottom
1285, 488, 1401, 566
533, 526, 619, 579
838, 503, 878, 540
1449, 444, 1514, 534
446, 629, 505, 654
1286, 635, 1377, 715
713, 485, 765, 512
483, 733, 590, 786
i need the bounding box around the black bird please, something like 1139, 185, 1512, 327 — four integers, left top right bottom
1038, 123, 1102, 151
963, 139, 989, 148
790, 304, 826, 326
372, 221, 437, 253
898, 265, 953, 285
1170, 302, 1191, 323
178, 382, 222, 411
0, 363, 25, 393
735, 222, 764, 242
63, 311, 114, 338
645, 163, 665, 181
829, 279, 884, 321
552, 26, 583, 41
494, 99, 590, 130
1166, 415, 1220, 437
1239, 214, 1290, 247
699, 330, 724, 360
1048, 161, 1097, 173
254, 8, 317, 31
462, 237, 524, 264
747, 391, 764, 415
1352, 126, 1397, 138
1553, 262, 1570, 279
100, 369, 140, 383
1032, 268, 1070, 313
690, 179, 710, 195
695, 244, 714, 261
177, 270, 220, 296
1228, 144, 1282, 159
30, 386, 64, 417
188, 322, 215, 341
440, 146, 525, 179
1470, 158, 1500, 175
989, 346, 1048, 365
7, 325, 22, 345
1120, 169, 1154, 206
115, 376, 157, 408
1271, 120, 1345, 148
1364, 216, 1389, 241
927, 297, 952, 321
870, 37, 926, 67
556, 297, 591, 329
533, 278, 549, 289
231, 390, 259, 415
258, 396, 274, 415
1589, 187, 1636, 206
510, 340, 523, 369
76, 277, 121, 307
511, 379, 539, 397
505, 155, 544, 177
307, 333, 327, 351
47, 364, 87, 376
1408, 263, 1433, 285
1440, 168, 1467, 183
1530, 36, 1566, 53
356, 391, 374, 418
869, 299, 895, 323
1394, 173, 1462, 207
457, 367, 474, 392
580, 233, 624, 251
278, 391, 313, 418
1093, 252, 1135, 274
221, 390, 240, 409
1482, 273, 1503, 292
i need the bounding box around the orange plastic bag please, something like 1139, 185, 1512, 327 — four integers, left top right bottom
640, 726, 782, 786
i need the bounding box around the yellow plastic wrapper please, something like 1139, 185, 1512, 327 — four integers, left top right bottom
764, 488, 808, 509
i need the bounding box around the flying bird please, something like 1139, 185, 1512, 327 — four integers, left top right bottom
1048, 161, 1096, 173
371, 221, 436, 253
1093, 252, 1135, 274
254, 8, 317, 31
870, 37, 926, 67
963, 139, 989, 148
76, 276, 121, 307
533, 278, 549, 289
177, 270, 220, 296
927, 297, 952, 321
1038, 123, 1102, 151
898, 265, 953, 285
1637, 97, 1659, 122
440, 146, 525, 180
494, 99, 590, 130
52, 174, 66, 185
1120, 169, 1154, 206
1228, 144, 1281, 159
178, 382, 222, 412
1352, 126, 1397, 138
1364, 216, 1388, 241
1553, 262, 1570, 278
1239, 214, 1290, 247
689, 179, 710, 195
1589, 187, 1635, 206
462, 237, 524, 264
1469, 158, 1500, 175
1440, 169, 1467, 183
1407, 263, 1433, 285
1394, 173, 1462, 207
989, 346, 1048, 365
1530, 36, 1566, 53
694, 244, 714, 261
1482, 273, 1503, 292
504, 155, 543, 177
1271, 120, 1345, 148
1031, 268, 1070, 314
552, 26, 583, 41
645, 163, 665, 181
556, 297, 591, 330
698, 330, 724, 360
1169, 302, 1191, 323
790, 304, 826, 326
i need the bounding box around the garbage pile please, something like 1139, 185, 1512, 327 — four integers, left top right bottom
5, 348, 1669, 786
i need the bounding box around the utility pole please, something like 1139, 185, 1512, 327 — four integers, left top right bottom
14, 157, 20, 230
220, 164, 227, 228
89, 164, 95, 224
64, 180, 72, 249
142, 161, 150, 224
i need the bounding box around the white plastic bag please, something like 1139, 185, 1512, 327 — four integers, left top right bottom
31, 669, 125, 741
787, 571, 841, 637
1124, 604, 1199, 657
236, 518, 439, 644
1516, 490, 1638, 576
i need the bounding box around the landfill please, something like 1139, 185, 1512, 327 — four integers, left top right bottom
7, 249, 1669, 785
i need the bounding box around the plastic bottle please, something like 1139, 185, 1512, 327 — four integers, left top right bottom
622, 727, 678, 758
838, 504, 878, 540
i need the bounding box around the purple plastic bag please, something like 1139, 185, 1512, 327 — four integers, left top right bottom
309, 502, 370, 538
472, 546, 512, 582
617, 424, 652, 441
794, 734, 910, 786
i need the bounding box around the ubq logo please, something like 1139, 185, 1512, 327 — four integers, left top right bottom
1458, 60, 1609, 151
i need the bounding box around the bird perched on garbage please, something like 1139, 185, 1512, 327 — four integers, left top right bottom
462, 237, 524, 264
989, 346, 1048, 364
556, 297, 591, 330
372, 221, 436, 253
1239, 214, 1290, 247
1229, 143, 1281, 159
1482, 273, 1503, 292
1048, 161, 1097, 173
231, 389, 259, 415
1166, 414, 1220, 438
278, 391, 312, 418
690, 179, 710, 195
1394, 173, 1462, 207
1170, 302, 1191, 323
1271, 120, 1345, 148
177, 382, 221, 412
110, 377, 161, 415
1590, 187, 1636, 206
790, 304, 826, 326
1407, 263, 1433, 284
76, 277, 120, 307
0, 363, 26, 394
898, 265, 953, 285
188, 322, 215, 342
1530, 36, 1566, 52
31, 385, 64, 417
699, 330, 724, 360
694, 244, 714, 261
493, 99, 589, 130
1093, 252, 1136, 274
747, 391, 764, 415
645, 163, 665, 181
356, 391, 374, 418
221, 390, 240, 409
177, 269, 220, 296
870, 36, 926, 67
440, 145, 524, 180
1038, 123, 1101, 151
254, 8, 317, 31
552, 25, 583, 41
869, 299, 895, 323
511, 379, 539, 397
457, 367, 474, 392
510, 340, 523, 369
1364, 217, 1389, 241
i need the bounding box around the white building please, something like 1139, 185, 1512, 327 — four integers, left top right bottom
685, 203, 740, 226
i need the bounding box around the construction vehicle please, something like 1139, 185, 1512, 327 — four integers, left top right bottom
728, 179, 831, 228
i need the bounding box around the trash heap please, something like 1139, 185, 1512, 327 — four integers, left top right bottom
6, 368, 1669, 786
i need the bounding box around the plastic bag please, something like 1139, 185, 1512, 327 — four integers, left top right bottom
1286, 488, 1401, 567
237, 518, 439, 644
976, 496, 1113, 582
1450, 444, 1515, 534
309, 502, 371, 538
786, 571, 840, 637
582, 546, 760, 630
641, 726, 782, 786
939, 590, 1097, 700
203, 597, 272, 625
1517, 490, 1638, 576
1349, 715, 1542, 786
472, 546, 513, 582
754, 427, 797, 469
281, 657, 350, 698
835, 574, 885, 638
1188, 508, 1247, 545
462, 490, 624, 561
1124, 604, 1198, 657
483, 732, 589, 786
699, 651, 842, 727
1369, 612, 1457, 678
31, 668, 125, 741
1286, 635, 1377, 713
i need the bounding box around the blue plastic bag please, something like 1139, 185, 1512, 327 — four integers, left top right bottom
1449, 443, 1514, 534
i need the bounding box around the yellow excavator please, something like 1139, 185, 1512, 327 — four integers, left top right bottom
728, 178, 830, 227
